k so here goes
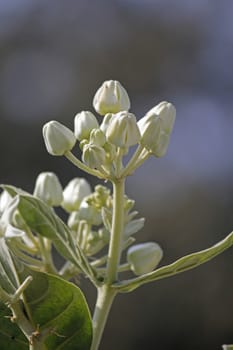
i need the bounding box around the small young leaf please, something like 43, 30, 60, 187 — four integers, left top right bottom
124, 218, 145, 237
114, 231, 233, 292
1, 185, 97, 284
19, 267, 93, 350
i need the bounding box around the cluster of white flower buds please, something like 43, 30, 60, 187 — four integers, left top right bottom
32, 80, 176, 276
30, 172, 150, 266
0, 168, 163, 276
42, 80, 176, 178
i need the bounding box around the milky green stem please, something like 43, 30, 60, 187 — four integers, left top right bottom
91, 178, 125, 350
106, 179, 125, 283
120, 144, 144, 177
91, 285, 116, 350
65, 151, 106, 179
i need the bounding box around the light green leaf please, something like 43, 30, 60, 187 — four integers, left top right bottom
222, 345, 233, 350
19, 267, 93, 350
18, 195, 96, 281
0, 237, 19, 294
17, 195, 78, 262
1, 185, 97, 284
114, 231, 233, 292
124, 218, 145, 236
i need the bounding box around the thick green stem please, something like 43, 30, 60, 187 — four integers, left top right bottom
10, 302, 47, 350
106, 179, 125, 283
29, 340, 47, 350
91, 286, 116, 350
91, 178, 125, 350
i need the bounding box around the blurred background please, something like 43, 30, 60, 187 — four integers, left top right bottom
1, 0, 233, 349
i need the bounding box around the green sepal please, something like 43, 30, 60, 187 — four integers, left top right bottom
114, 231, 233, 292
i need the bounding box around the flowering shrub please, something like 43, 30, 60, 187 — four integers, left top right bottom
0, 80, 232, 350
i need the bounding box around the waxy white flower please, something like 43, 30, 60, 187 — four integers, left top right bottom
93, 80, 130, 115
43, 120, 76, 156
62, 178, 91, 212
74, 111, 99, 141
33, 172, 63, 206
127, 242, 163, 275
106, 111, 140, 148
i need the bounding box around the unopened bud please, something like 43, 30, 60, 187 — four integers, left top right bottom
100, 113, 114, 134
43, 120, 76, 156
82, 143, 106, 169
103, 142, 116, 163
153, 132, 170, 157
138, 114, 161, 150
106, 111, 140, 148
93, 80, 130, 115
74, 111, 99, 141
138, 101, 176, 157
127, 242, 163, 275
33, 172, 63, 206
62, 178, 91, 212
67, 211, 80, 230
148, 101, 176, 134
78, 200, 102, 226
89, 128, 106, 147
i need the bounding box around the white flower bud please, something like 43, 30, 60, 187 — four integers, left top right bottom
43, 120, 76, 156
89, 128, 106, 147
100, 113, 114, 134
103, 142, 116, 163
82, 143, 106, 169
138, 114, 161, 151
106, 111, 140, 148
93, 80, 130, 115
78, 200, 102, 226
33, 172, 63, 206
62, 178, 91, 212
138, 101, 176, 157
74, 111, 99, 141
67, 211, 80, 230
127, 242, 163, 276
153, 132, 170, 157
147, 101, 176, 134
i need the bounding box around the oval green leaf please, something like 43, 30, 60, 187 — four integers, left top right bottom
19, 267, 93, 350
